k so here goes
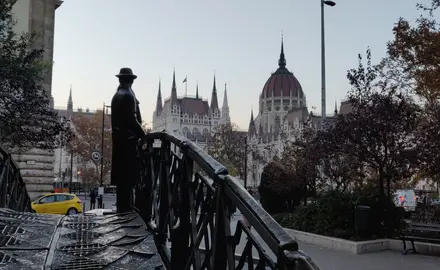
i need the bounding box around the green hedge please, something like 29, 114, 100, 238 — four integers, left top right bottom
273, 190, 407, 241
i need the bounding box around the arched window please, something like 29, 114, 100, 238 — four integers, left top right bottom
192, 128, 200, 136
182, 127, 189, 138
203, 128, 209, 137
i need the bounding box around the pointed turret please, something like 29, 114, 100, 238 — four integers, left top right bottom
170, 69, 178, 105
334, 100, 338, 115
67, 85, 73, 119
67, 85, 73, 110
196, 81, 199, 99
248, 109, 257, 138
155, 80, 163, 116
221, 83, 230, 123
278, 34, 286, 68
210, 74, 219, 111
222, 83, 229, 108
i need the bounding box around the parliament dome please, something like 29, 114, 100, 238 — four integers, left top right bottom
261, 40, 304, 100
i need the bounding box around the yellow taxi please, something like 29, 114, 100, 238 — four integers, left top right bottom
31, 193, 82, 215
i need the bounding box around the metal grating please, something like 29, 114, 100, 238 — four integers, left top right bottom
59, 243, 105, 256
64, 231, 101, 242
64, 223, 99, 230
0, 235, 21, 247
0, 225, 25, 235
0, 214, 37, 221
54, 257, 106, 270
0, 251, 14, 264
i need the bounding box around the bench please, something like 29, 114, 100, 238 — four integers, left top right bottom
400, 222, 440, 254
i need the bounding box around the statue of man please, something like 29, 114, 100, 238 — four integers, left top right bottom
111, 68, 145, 213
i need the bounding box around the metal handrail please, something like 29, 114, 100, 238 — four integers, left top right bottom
139, 131, 319, 269
0, 144, 32, 212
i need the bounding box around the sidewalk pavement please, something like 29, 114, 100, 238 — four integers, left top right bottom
230, 213, 440, 270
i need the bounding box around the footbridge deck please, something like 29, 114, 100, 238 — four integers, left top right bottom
0, 209, 162, 269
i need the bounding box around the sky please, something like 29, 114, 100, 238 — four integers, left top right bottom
51, 0, 430, 129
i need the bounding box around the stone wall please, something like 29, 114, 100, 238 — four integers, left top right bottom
10, 0, 63, 198
12, 148, 55, 199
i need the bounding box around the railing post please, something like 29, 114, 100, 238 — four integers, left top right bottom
171, 143, 192, 268
211, 183, 229, 270
0, 156, 10, 207
159, 140, 171, 236
136, 140, 154, 225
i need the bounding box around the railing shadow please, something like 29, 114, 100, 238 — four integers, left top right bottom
0, 144, 32, 212
136, 131, 319, 270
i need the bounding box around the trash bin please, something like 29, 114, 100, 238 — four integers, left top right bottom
355, 205, 371, 236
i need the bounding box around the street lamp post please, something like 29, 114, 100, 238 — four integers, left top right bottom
321, 0, 336, 129
244, 136, 247, 189
69, 147, 73, 193
100, 103, 111, 187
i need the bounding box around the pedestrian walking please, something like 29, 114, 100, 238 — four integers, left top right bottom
97, 194, 103, 209
89, 189, 97, 210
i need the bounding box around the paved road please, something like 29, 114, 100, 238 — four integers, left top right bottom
76, 193, 116, 211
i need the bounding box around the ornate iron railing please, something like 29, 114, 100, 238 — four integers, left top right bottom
136, 132, 319, 270
0, 144, 32, 212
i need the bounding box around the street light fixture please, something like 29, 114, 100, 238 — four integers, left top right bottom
320, 0, 336, 129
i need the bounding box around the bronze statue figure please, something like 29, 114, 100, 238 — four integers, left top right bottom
111, 67, 145, 213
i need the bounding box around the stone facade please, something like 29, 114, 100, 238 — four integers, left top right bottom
152, 71, 230, 150
10, 0, 63, 199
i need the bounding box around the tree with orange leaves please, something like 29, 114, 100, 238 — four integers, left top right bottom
69, 112, 112, 187
383, 1, 440, 187
382, 0, 440, 104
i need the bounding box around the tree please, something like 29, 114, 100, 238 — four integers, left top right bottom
313, 127, 364, 193
340, 49, 420, 200
69, 112, 112, 186
207, 123, 247, 178
382, 1, 440, 187
416, 103, 440, 185
280, 121, 320, 200
382, 0, 440, 104
259, 159, 305, 214
0, 0, 70, 150
258, 120, 320, 213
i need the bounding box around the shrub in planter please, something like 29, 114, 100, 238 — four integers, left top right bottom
275, 190, 356, 239
259, 161, 305, 215
274, 191, 406, 240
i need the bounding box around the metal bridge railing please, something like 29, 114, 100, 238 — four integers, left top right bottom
0, 145, 32, 212
136, 132, 319, 270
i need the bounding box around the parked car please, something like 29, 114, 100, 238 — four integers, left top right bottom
31, 193, 82, 215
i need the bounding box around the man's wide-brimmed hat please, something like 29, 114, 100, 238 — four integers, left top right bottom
116, 67, 137, 79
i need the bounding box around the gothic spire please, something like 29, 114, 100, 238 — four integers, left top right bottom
171, 68, 178, 104
248, 108, 257, 137
196, 81, 199, 99
334, 100, 338, 115
155, 80, 163, 115
278, 34, 286, 68
67, 84, 73, 110
222, 83, 229, 109
210, 73, 219, 110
